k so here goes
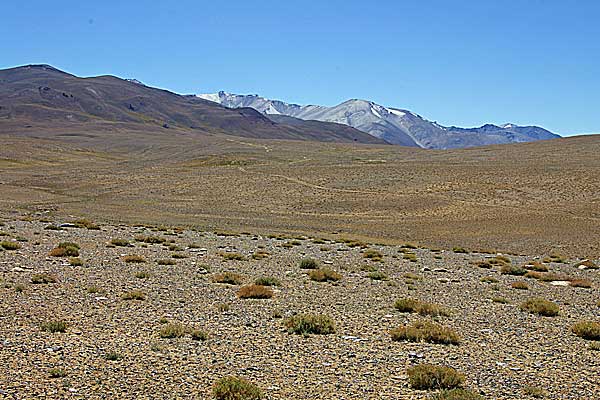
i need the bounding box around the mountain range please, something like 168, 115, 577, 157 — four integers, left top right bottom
197, 92, 560, 149
0, 64, 559, 149
0, 64, 383, 145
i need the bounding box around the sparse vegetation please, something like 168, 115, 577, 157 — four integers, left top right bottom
41, 320, 68, 333
284, 313, 335, 335
523, 385, 548, 398
69, 257, 83, 266
212, 376, 263, 400
122, 255, 146, 263
520, 298, 559, 317
122, 290, 145, 300
110, 238, 129, 246
49, 242, 80, 257
432, 389, 483, 400
31, 273, 57, 284
500, 264, 527, 276
569, 279, 592, 288
391, 320, 460, 345
394, 298, 451, 317
213, 272, 244, 285
308, 268, 342, 282
367, 271, 388, 280
104, 351, 123, 361
254, 276, 280, 286
0, 240, 20, 250
238, 284, 274, 299
452, 247, 469, 254
511, 281, 529, 290
135, 235, 166, 244
571, 320, 600, 340
219, 252, 246, 261
135, 271, 151, 279
299, 258, 319, 269
48, 368, 67, 378
157, 259, 176, 265
159, 323, 187, 338
407, 364, 464, 390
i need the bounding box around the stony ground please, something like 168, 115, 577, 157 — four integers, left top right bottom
0, 215, 599, 399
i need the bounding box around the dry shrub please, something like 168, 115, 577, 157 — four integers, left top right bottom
309, 268, 342, 282
407, 364, 464, 390
284, 314, 335, 335
237, 284, 274, 299
213, 272, 244, 285
213, 376, 263, 400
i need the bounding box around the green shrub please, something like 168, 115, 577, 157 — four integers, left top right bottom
500, 264, 527, 276
41, 320, 68, 333
254, 276, 280, 286
110, 238, 129, 247
212, 376, 263, 400
104, 351, 122, 361
0, 241, 20, 250
520, 298, 559, 317
407, 364, 464, 390
135, 271, 151, 279
284, 314, 335, 335
367, 271, 388, 280
452, 247, 468, 254
391, 320, 460, 345
571, 320, 600, 340
48, 368, 67, 378
299, 258, 319, 269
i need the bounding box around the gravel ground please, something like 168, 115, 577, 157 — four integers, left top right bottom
0, 216, 598, 399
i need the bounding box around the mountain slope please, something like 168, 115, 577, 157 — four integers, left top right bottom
0, 65, 385, 145
197, 92, 560, 149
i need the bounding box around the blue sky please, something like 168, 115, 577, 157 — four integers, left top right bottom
2, 0, 598, 135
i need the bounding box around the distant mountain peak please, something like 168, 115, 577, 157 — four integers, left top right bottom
197, 91, 560, 149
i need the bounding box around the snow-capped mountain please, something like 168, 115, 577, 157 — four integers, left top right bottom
196, 92, 559, 149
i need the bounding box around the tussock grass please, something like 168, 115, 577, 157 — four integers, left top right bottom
391, 320, 460, 345
407, 364, 464, 390
299, 258, 319, 269
394, 298, 451, 317
0, 241, 20, 250
213, 376, 263, 400
571, 320, 600, 340
41, 320, 68, 333
284, 314, 335, 335
254, 276, 280, 286
520, 298, 559, 317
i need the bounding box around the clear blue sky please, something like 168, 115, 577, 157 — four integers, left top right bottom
2, 0, 598, 135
